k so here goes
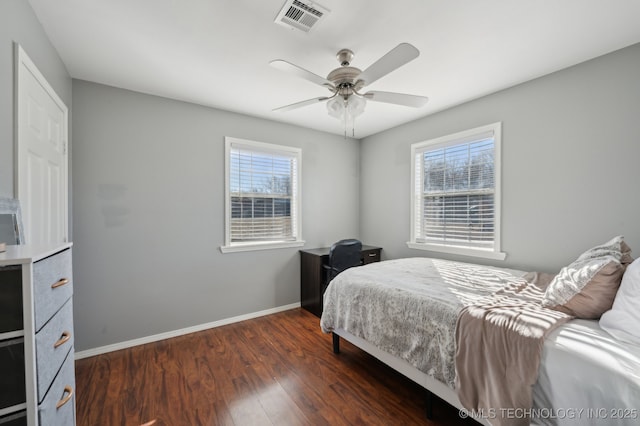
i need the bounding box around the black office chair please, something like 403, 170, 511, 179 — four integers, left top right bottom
323, 239, 362, 289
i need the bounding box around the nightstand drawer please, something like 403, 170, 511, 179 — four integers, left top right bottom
35, 299, 74, 403
361, 248, 381, 264
33, 249, 73, 332
38, 352, 75, 426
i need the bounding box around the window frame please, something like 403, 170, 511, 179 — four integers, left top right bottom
407, 122, 506, 260
220, 137, 304, 253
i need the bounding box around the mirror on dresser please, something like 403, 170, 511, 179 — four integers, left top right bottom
0, 197, 25, 246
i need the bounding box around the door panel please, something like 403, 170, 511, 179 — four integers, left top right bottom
16, 45, 68, 244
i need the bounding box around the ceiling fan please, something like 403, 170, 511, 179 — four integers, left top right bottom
270, 43, 429, 135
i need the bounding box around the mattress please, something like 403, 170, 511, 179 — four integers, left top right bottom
533, 319, 640, 425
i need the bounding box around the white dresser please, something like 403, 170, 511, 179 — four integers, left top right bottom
0, 244, 75, 426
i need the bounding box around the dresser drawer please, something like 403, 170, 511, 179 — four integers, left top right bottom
35, 299, 74, 403
38, 352, 75, 426
33, 249, 73, 332
361, 248, 381, 264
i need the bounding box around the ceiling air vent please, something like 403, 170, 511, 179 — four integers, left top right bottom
274, 0, 329, 33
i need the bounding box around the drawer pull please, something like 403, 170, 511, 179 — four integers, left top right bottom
51, 278, 70, 289
368, 253, 377, 256
56, 386, 74, 409
54, 331, 72, 348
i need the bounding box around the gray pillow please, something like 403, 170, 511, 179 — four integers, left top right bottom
542, 236, 632, 319
575, 235, 633, 265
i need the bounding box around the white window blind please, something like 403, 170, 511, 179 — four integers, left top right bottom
223, 137, 302, 251
410, 123, 503, 258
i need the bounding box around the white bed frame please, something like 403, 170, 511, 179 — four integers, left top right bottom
333, 328, 491, 426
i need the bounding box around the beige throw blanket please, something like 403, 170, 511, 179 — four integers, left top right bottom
455, 272, 573, 426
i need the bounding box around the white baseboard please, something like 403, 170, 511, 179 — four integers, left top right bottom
74, 302, 301, 359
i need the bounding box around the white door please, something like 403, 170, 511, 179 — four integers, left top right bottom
16, 45, 69, 244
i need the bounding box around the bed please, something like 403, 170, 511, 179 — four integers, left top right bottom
320, 237, 640, 426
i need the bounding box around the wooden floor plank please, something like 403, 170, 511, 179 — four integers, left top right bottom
75, 308, 477, 426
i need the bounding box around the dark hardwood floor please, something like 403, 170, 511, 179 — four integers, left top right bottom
75, 308, 477, 425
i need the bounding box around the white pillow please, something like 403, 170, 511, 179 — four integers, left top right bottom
599, 257, 640, 345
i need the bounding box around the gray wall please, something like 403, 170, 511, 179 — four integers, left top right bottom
0, 0, 72, 197
5, 0, 640, 352
360, 43, 640, 273
72, 80, 360, 350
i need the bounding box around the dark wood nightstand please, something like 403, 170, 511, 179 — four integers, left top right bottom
299, 245, 382, 317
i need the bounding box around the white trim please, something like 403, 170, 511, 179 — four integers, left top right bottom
409, 122, 504, 259
0, 330, 24, 340
14, 43, 69, 243
412, 127, 496, 153
406, 242, 507, 260
74, 302, 301, 359
222, 136, 303, 252
220, 239, 305, 253
21, 258, 37, 426
0, 403, 27, 418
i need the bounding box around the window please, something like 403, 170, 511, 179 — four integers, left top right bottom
221, 137, 303, 253
408, 122, 505, 260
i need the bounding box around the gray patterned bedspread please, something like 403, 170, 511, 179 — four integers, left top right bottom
320, 257, 526, 388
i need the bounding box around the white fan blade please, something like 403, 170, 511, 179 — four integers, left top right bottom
357, 43, 420, 87
364, 91, 428, 107
270, 60, 335, 88
273, 97, 330, 112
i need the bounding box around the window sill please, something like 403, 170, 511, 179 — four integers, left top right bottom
220, 240, 305, 253
406, 242, 507, 261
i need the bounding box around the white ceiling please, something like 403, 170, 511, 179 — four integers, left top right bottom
28, 0, 640, 138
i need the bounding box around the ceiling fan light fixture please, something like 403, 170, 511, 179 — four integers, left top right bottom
327, 95, 366, 137
326, 97, 344, 119
347, 95, 366, 117
326, 96, 366, 122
